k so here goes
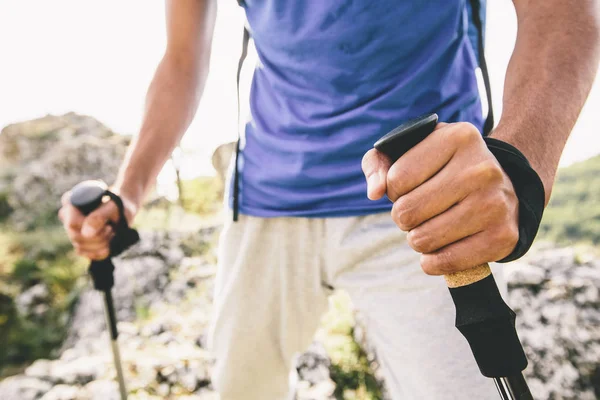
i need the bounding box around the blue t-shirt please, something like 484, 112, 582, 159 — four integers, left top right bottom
230, 0, 485, 217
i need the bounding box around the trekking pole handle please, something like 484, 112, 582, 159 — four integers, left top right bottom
374, 114, 492, 288
374, 113, 528, 379
70, 180, 109, 217
69, 180, 139, 257
69, 180, 140, 292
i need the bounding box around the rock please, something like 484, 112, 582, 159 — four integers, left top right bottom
76, 380, 120, 400
0, 113, 130, 230
0, 376, 53, 400
15, 283, 50, 317
3, 220, 598, 400
505, 262, 546, 286
179, 370, 198, 392
507, 246, 600, 399
40, 384, 80, 400
50, 356, 105, 386
24, 359, 55, 382
157, 382, 170, 397
296, 342, 331, 386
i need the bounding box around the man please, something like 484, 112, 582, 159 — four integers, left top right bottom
58, 0, 599, 399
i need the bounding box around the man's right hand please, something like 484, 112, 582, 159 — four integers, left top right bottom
58, 190, 137, 261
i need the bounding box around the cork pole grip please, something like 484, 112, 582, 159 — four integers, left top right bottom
444, 264, 492, 288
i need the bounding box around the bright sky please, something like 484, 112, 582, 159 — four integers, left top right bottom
1, 1, 599, 186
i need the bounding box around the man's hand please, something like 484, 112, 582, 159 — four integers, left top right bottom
362, 122, 519, 275
58, 190, 137, 261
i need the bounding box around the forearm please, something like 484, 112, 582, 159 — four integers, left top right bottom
490, 1, 600, 205
113, 54, 209, 207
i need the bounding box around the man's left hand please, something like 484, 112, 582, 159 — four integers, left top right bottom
362, 122, 520, 276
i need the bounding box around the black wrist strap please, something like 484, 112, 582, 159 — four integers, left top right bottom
484, 137, 545, 263
89, 190, 140, 292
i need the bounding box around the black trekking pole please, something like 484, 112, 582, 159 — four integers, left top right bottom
374, 114, 534, 400
70, 180, 140, 400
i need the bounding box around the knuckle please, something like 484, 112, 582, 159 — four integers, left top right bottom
497, 225, 519, 248
408, 229, 431, 253
475, 159, 504, 185
392, 199, 416, 231
454, 122, 480, 145
435, 252, 456, 275
386, 163, 410, 199
420, 253, 450, 276
481, 191, 509, 220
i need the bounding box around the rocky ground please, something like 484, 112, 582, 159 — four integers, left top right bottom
0, 228, 337, 400
0, 114, 598, 399
506, 246, 600, 400
1, 229, 599, 399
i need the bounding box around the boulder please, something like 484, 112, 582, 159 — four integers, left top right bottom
0, 113, 129, 230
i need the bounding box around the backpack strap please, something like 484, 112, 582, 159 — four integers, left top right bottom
469, 0, 494, 136
232, 25, 250, 222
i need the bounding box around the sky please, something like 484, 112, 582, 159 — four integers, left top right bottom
1, 1, 599, 188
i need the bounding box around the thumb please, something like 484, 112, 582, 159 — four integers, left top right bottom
361, 148, 392, 200
81, 201, 119, 238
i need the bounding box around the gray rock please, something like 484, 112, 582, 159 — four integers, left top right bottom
179, 370, 198, 392
0, 376, 53, 400
76, 380, 120, 400
50, 357, 105, 386
0, 113, 129, 230
505, 262, 546, 286
15, 283, 50, 316
40, 384, 80, 400
25, 359, 55, 382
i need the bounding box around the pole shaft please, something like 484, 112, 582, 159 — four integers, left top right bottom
494, 374, 534, 400
103, 291, 127, 400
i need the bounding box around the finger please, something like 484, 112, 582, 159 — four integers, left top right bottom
390, 158, 501, 231
81, 201, 119, 238
386, 122, 481, 201
61, 191, 72, 207
59, 204, 85, 231
419, 226, 518, 276
70, 226, 114, 251
76, 247, 111, 261
362, 148, 392, 200
406, 195, 485, 254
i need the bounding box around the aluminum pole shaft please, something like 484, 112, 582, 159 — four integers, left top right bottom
103, 290, 127, 400
494, 374, 533, 400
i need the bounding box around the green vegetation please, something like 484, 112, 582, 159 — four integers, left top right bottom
179, 176, 224, 216
0, 175, 223, 378
538, 155, 600, 246
320, 292, 385, 400
0, 224, 87, 377
2, 150, 599, 397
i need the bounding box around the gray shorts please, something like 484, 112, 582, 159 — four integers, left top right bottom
208, 212, 503, 399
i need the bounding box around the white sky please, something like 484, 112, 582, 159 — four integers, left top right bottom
1, 1, 599, 186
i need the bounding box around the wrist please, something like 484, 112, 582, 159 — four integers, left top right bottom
110, 178, 146, 223
489, 122, 558, 206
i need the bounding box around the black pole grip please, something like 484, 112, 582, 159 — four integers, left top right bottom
69, 180, 140, 291
449, 275, 527, 377
70, 180, 109, 217
374, 114, 528, 378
